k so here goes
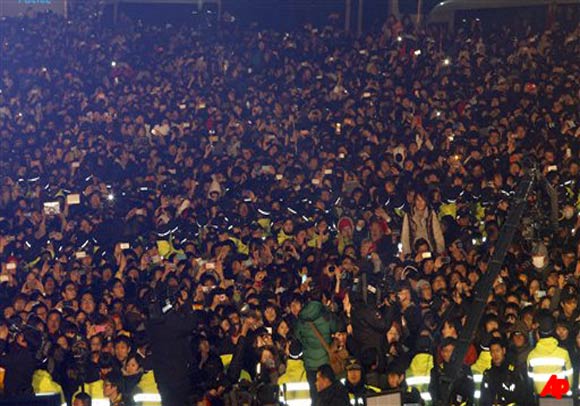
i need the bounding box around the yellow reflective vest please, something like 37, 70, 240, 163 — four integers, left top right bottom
32, 369, 64, 403
134, 370, 160, 406
73, 379, 104, 401
279, 359, 309, 401
471, 350, 492, 385
438, 202, 457, 220
406, 352, 433, 394
527, 337, 573, 394
220, 353, 252, 382
277, 230, 294, 245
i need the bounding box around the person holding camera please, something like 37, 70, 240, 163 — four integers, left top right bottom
0, 322, 41, 398
146, 284, 201, 406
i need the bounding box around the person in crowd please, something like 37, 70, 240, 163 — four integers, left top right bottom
0, 1, 578, 405
506, 320, 533, 373
73, 392, 92, 406
401, 191, 446, 258
527, 312, 573, 395
480, 337, 534, 406
315, 364, 349, 406
103, 371, 126, 406
0, 322, 41, 397
384, 360, 423, 405
295, 289, 338, 405
343, 357, 380, 404
429, 337, 474, 406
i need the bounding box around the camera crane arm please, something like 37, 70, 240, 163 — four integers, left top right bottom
442, 169, 537, 403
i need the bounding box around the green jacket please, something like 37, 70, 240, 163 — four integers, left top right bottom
295, 301, 337, 371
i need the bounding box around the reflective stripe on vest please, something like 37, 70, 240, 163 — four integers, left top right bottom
529, 357, 566, 368
528, 356, 572, 382
284, 382, 311, 391
528, 370, 573, 381
134, 393, 162, 403
406, 376, 430, 385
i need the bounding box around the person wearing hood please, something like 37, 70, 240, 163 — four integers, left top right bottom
527, 312, 573, 394
295, 288, 338, 406
347, 287, 393, 371
506, 320, 533, 374
530, 242, 550, 280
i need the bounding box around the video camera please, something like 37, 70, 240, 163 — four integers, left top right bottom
224, 371, 283, 406
147, 282, 185, 320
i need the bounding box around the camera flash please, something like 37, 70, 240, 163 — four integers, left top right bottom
111, 61, 117, 67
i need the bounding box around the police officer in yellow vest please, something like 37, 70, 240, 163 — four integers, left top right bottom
480, 337, 534, 406
343, 357, 380, 405
405, 335, 433, 400
471, 334, 492, 398
527, 313, 573, 395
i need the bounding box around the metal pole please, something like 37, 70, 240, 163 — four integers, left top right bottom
357, 0, 363, 37
388, 0, 399, 19
443, 168, 539, 404
113, 0, 119, 24
416, 0, 422, 29
345, 0, 351, 32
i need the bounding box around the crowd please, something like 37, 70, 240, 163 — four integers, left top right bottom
0, 1, 579, 405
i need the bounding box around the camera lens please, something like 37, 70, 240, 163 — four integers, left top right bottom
328, 266, 335, 273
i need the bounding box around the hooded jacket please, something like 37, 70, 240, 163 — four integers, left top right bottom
527, 336, 572, 394
295, 301, 337, 371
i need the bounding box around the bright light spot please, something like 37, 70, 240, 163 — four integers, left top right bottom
111, 61, 117, 67
396, 36, 402, 42
107, 193, 114, 201
436, 111, 441, 117
443, 58, 450, 66
134, 394, 162, 402
414, 49, 422, 56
